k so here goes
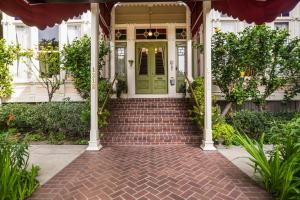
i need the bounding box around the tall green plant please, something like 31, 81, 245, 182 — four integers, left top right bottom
236, 133, 300, 200
189, 77, 221, 128
0, 132, 39, 200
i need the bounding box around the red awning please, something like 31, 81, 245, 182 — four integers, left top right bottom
213, 0, 299, 25
0, 0, 299, 36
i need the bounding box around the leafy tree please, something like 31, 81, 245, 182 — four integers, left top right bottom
281, 37, 300, 101
212, 30, 257, 116
0, 39, 20, 103
62, 35, 110, 99
25, 40, 63, 102
241, 26, 289, 110
212, 25, 291, 113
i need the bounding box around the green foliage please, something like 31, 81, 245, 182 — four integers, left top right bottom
236, 133, 300, 200
212, 123, 237, 146
189, 77, 222, 128
48, 132, 65, 145
62, 35, 110, 99
0, 39, 20, 99
282, 37, 300, 101
0, 102, 89, 138
74, 139, 89, 145
227, 110, 274, 141
240, 26, 289, 107
23, 132, 46, 143
0, 131, 40, 200
267, 117, 300, 160
116, 78, 127, 98
227, 110, 299, 142
212, 31, 255, 105
212, 25, 294, 111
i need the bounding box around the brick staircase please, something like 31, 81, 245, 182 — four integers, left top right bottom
100, 98, 202, 146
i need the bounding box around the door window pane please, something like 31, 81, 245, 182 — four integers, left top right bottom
177, 46, 186, 75
116, 46, 126, 76
139, 48, 148, 75
155, 47, 164, 75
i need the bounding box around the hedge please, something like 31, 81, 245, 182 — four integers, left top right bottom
0, 102, 89, 138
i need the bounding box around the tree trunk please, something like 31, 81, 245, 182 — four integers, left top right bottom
221, 102, 233, 117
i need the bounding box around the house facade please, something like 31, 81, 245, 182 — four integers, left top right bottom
1, 2, 300, 103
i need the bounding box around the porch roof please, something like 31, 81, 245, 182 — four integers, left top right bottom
0, 0, 299, 36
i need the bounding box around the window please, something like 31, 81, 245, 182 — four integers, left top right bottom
136, 29, 167, 40
274, 22, 289, 31
221, 22, 236, 33
279, 12, 290, 17
15, 26, 30, 79
155, 47, 164, 75
177, 46, 186, 75
176, 44, 187, 93
115, 44, 126, 77
67, 24, 81, 44
115, 29, 127, 41
39, 25, 59, 45
38, 26, 60, 77
16, 25, 30, 48
139, 48, 148, 75
176, 28, 187, 40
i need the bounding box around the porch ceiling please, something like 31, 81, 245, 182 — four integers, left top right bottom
0, 0, 299, 36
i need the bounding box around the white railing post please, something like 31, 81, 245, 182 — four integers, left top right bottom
201, 1, 216, 151
87, 3, 102, 151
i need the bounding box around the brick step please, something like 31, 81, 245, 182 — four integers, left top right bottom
103, 124, 199, 133
100, 133, 202, 146
109, 110, 191, 116
103, 98, 201, 146
108, 117, 194, 124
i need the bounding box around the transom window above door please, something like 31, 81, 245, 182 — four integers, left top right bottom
136, 29, 167, 40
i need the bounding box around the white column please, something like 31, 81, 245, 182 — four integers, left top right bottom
201, 1, 216, 151
168, 24, 176, 97
127, 24, 136, 97
87, 3, 102, 151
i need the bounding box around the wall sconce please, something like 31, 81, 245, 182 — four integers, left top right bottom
128, 60, 134, 67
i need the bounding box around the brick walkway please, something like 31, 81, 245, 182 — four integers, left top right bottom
30, 146, 272, 200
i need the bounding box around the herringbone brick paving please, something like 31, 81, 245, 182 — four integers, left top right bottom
30, 146, 272, 200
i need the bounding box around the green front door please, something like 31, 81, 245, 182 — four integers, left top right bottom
136, 42, 168, 94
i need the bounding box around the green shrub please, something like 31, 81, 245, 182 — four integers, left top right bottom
213, 123, 237, 146
0, 131, 39, 200
236, 133, 300, 200
0, 102, 89, 138
74, 139, 89, 145
227, 110, 299, 142
48, 132, 65, 145
189, 77, 222, 128
227, 110, 273, 141
62, 35, 110, 99
24, 132, 46, 142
